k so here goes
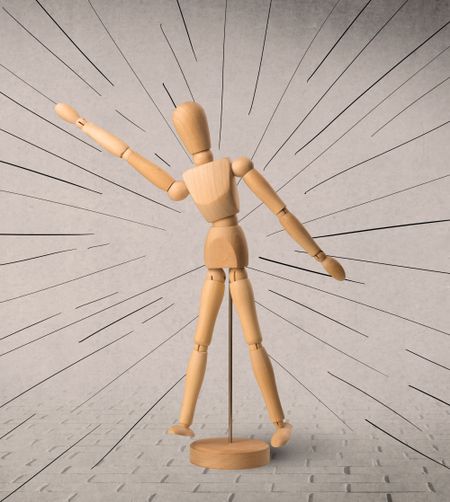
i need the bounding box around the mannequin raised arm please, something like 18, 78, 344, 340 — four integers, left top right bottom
54, 103, 189, 201
232, 157, 345, 281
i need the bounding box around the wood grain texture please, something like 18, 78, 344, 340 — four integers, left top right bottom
190, 437, 270, 469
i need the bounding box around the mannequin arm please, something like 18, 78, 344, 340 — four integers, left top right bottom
232, 157, 345, 281
54, 103, 188, 201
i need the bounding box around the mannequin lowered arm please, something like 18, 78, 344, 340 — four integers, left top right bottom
54, 103, 189, 201
231, 157, 345, 281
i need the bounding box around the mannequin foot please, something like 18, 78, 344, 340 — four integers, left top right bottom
167, 423, 195, 437
270, 422, 292, 447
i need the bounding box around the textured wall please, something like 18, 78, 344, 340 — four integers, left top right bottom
1, 0, 449, 500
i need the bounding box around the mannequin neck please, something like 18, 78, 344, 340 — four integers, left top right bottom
193, 150, 213, 166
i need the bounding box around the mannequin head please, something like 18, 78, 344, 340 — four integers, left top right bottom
172, 102, 213, 165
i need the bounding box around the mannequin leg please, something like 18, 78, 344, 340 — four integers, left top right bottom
167, 268, 225, 437
229, 267, 292, 447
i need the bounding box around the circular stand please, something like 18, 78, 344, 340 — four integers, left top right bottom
190, 437, 270, 470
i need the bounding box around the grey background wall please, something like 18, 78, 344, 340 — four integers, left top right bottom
0, 0, 449, 500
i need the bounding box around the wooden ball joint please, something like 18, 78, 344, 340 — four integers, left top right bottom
55, 101, 345, 470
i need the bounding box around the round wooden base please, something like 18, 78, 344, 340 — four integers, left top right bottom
190, 437, 270, 470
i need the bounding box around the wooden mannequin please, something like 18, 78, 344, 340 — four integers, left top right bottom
55, 102, 345, 452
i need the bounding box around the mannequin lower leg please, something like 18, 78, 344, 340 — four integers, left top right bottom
178, 345, 208, 427
247, 343, 284, 424
229, 268, 290, 445
168, 269, 225, 436
230, 268, 291, 446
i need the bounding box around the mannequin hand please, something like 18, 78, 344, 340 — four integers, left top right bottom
321, 255, 345, 281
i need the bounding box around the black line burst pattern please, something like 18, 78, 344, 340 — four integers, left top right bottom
0, 0, 449, 497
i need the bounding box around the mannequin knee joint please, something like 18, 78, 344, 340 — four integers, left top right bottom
194, 344, 208, 352
229, 268, 248, 282
207, 268, 226, 282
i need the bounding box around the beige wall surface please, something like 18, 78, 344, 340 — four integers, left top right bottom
1, 0, 449, 500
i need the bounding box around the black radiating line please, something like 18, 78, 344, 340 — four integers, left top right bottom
70, 266, 201, 338
307, 0, 373, 82
0, 89, 101, 151
365, 419, 449, 469
372, 75, 450, 136
1, 268, 200, 356
218, 0, 227, 149
406, 349, 450, 371
328, 371, 421, 431
34, 0, 113, 85
261, 0, 409, 170
0, 332, 134, 409
0, 129, 179, 212
175, 0, 197, 61
259, 256, 363, 284
306, 120, 450, 193
2, 7, 101, 96
4, 298, 166, 358
250, 266, 450, 336
88, 242, 110, 249
82, 266, 202, 318
312, 218, 450, 239
0, 63, 56, 103
72, 314, 195, 413
269, 355, 352, 429
237, 201, 264, 223
154, 153, 171, 167
115, 109, 146, 132
0, 189, 166, 230
0, 255, 145, 305
0, 233, 93, 236
6, 268, 199, 356
0, 160, 101, 194
257, 300, 386, 376
0, 312, 61, 341
86, 0, 190, 160
295, 250, 450, 276
75, 291, 119, 310
270, 289, 368, 338
248, 0, 272, 115
0, 424, 101, 502
142, 303, 174, 324
0, 309, 133, 358
78, 297, 163, 343
267, 230, 283, 239
163, 82, 177, 108
295, 19, 450, 155
250, 0, 341, 159
0, 413, 36, 440
0, 248, 75, 267
409, 385, 450, 407
91, 374, 185, 468
260, 256, 331, 278
241, 47, 450, 221
302, 173, 450, 225
282, 45, 450, 183
2, 291, 140, 357
118, 265, 203, 302
160, 24, 195, 101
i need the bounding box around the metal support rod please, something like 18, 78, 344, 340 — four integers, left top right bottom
228, 272, 233, 443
